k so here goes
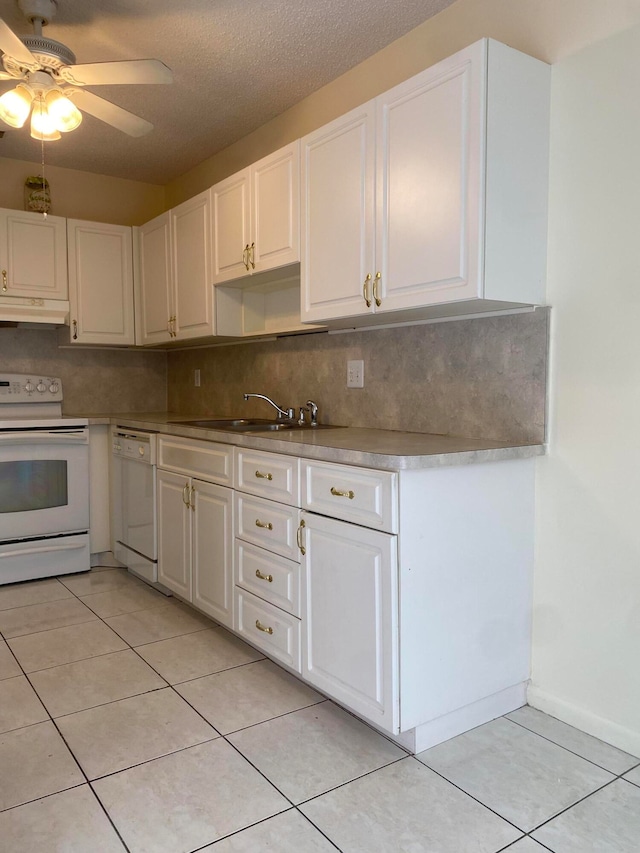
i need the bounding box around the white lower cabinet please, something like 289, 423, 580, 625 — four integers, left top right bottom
157, 438, 233, 628
233, 447, 303, 671
301, 511, 399, 732
153, 434, 535, 751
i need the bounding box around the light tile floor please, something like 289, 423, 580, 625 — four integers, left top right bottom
0, 568, 638, 853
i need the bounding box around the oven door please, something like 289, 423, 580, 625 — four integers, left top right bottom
0, 427, 90, 541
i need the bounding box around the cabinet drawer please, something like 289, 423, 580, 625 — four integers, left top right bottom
235, 493, 302, 562
302, 460, 398, 532
236, 539, 300, 616
235, 447, 299, 505
235, 587, 301, 671
158, 435, 233, 486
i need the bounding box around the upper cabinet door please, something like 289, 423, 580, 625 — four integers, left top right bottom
172, 190, 213, 340
376, 42, 483, 312
212, 142, 301, 286
67, 220, 135, 345
251, 141, 300, 274
299, 39, 549, 325
138, 212, 173, 345
0, 209, 68, 300
300, 103, 376, 323
212, 169, 251, 284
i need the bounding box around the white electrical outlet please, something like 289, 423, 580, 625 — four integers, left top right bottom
347, 359, 364, 388
194, 369, 201, 387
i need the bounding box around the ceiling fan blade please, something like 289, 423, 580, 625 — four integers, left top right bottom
0, 18, 37, 67
62, 59, 173, 87
68, 89, 153, 137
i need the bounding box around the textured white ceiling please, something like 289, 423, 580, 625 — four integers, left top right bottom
0, 0, 455, 184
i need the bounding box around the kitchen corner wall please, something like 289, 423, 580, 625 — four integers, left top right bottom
0, 328, 167, 414
168, 309, 548, 444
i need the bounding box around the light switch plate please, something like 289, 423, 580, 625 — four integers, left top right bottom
347, 359, 364, 388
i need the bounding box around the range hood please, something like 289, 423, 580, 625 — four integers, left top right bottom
0, 295, 69, 326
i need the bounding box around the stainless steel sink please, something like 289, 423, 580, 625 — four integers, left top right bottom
178, 418, 339, 432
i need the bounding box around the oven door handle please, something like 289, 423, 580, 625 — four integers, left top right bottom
0, 430, 88, 445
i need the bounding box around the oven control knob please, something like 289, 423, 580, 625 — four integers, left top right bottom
24, 380, 34, 394
37, 382, 46, 393
49, 382, 60, 394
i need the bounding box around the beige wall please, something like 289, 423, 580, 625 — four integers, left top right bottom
531, 23, 640, 756
166, 0, 640, 206
0, 156, 164, 226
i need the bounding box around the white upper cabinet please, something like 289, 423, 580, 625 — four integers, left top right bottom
138, 190, 213, 345
138, 211, 173, 345
301, 39, 550, 324
171, 191, 213, 341
0, 208, 68, 301
212, 141, 300, 284
66, 220, 135, 345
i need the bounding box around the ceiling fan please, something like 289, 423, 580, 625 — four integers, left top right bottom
0, 0, 172, 140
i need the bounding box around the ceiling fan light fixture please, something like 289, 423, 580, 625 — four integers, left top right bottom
30, 97, 60, 140
45, 88, 81, 132
0, 84, 33, 128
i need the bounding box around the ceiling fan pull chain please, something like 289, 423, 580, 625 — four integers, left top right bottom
40, 134, 47, 218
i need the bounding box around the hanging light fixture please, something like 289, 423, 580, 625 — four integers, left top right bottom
0, 71, 82, 140
0, 84, 33, 128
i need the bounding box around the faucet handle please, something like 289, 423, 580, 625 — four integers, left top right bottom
306, 400, 319, 425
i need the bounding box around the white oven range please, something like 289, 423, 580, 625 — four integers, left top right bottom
0, 373, 89, 585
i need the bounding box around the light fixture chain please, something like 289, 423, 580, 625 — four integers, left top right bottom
40, 132, 47, 219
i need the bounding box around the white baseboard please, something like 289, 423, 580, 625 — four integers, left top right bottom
527, 685, 640, 758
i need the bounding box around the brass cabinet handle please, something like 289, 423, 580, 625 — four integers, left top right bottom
243, 244, 250, 270
190, 485, 196, 511
362, 273, 372, 308
249, 242, 256, 269
168, 315, 177, 338
255, 519, 273, 530
182, 483, 191, 508
330, 486, 355, 500
255, 619, 273, 635
255, 569, 273, 583
2, 269, 7, 292
72, 320, 78, 340
373, 271, 382, 307
297, 518, 306, 556
255, 470, 273, 481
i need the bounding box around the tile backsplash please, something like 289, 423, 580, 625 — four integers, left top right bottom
168, 309, 548, 443
0, 327, 167, 414
0, 309, 547, 443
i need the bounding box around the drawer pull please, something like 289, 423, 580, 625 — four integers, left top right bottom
255, 470, 273, 480
297, 518, 306, 556
330, 486, 355, 500
255, 619, 273, 635
255, 569, 273, 583
255, 519, 273, 530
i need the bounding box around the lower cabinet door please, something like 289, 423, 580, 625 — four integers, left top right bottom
301, 512, 399, 733
192, 478, 233, 628
157, 469, 192, 600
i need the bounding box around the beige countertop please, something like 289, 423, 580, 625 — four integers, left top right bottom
77, 411, 544, 471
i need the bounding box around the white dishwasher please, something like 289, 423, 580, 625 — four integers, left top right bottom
111, 427, 170, 594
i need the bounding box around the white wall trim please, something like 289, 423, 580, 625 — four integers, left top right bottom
528, 685, 640, 758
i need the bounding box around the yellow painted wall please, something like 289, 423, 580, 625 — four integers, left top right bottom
0, 156, 164, 226
166, 0, 640, 206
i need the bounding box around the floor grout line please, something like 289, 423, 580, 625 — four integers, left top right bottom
2, 568, 638, 852
505, 714, 638, 776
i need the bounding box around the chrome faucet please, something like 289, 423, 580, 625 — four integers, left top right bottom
306, 400, 319, 426
243, 393, 294, 421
